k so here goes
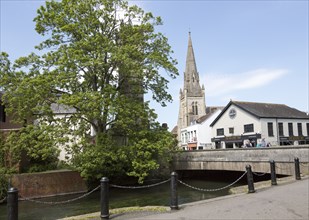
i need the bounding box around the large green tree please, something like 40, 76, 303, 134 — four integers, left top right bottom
0, 0, 178, 182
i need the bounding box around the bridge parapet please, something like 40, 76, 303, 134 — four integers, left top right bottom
173, 145, 309, 175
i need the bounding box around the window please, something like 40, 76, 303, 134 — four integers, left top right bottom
268, 122, 274, 137
0, 104, 5, 122
191, 102, 198, 115
244, 124, 254, 133
217, 128, 224, 136
307, 123, 309, 136
297, 123, 303, 136
278, 123, 284, 136
229, 127, 234, 134
288, 123, 293, 136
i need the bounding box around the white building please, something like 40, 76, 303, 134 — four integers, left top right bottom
49, 103, 78, 161
210, 100, 309, 149
181, 109, 222, 150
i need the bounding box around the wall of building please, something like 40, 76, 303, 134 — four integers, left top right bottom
211, 105, 261, 138
0, 112, 23, 131
260, 118, 309, 146
181, 110, 222, 150
11, 170, 87, 199
211, 104, 309, 148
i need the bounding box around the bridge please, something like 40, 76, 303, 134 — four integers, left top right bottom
173, 145, 309, 176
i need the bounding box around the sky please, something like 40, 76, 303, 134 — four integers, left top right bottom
1, 0, 308, 130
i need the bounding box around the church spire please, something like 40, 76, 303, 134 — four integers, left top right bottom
183, 32, 202, 96
176, 32, 207, 146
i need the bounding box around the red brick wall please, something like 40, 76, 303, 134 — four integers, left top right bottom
11, 170, 88, 199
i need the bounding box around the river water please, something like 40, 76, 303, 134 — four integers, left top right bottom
0, 175, 247, 220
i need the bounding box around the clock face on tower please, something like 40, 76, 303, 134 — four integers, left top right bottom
229, 108, 236, 119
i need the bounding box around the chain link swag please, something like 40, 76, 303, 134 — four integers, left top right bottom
20, 185, 100, 205
110, 179, 171, 189
178, 171, 247, 192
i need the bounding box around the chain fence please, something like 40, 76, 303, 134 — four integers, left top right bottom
19, 178, 171, 205
110, 178, 171, 189
20, 185, 100, 205
253, 171, 268, 176
0, 197, 6, 203
178, 171, 247, 192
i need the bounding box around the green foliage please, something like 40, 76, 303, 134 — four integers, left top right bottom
72, 143, 127, 181
71, 124, 176, 183
0, 125, 60, 173
0, 135, 14, 201
0, 135, 5, 167
126, 127, 177, 183
0, 169, 8, 202
0, 132, 21, 173
0, 0, 178, 182
18, 125, 60, 167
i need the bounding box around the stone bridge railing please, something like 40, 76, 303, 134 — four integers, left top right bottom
173, 145, 309, 176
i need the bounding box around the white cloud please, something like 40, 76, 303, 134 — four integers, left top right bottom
203, 68, 288, 97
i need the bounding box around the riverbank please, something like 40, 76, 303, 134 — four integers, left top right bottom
59, 175, 308, 220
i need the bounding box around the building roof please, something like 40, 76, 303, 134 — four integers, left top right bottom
171, 125, 178, 135
195, 108, 223, 124
195, 114, 211, 123
51, 103, 76, 114
210, 100, 309, 126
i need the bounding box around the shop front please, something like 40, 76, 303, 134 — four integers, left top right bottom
187, 142, 198, 150
211, 133, 262, 149
279, 136, 309, 145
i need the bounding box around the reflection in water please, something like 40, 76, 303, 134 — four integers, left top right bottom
0, 178, 243, 220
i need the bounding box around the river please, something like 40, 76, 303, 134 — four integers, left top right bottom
0, 175, 248, 220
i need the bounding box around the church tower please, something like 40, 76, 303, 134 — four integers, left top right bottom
176, 32, 206, 144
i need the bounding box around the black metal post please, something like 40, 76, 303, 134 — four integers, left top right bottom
170, 172, 178, 210
246, 165, 255, 193
7, 187, 18, 220
294, 157, 301, 180
100, 177, 109, 219
270, 160, 277, 185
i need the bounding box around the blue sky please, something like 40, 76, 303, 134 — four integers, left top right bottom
1, 0, 308, 130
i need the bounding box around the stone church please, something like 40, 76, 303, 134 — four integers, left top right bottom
173, 33, 219, 145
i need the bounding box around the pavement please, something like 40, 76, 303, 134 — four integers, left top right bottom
132, 178, 309, 220
61, 177, 309, 220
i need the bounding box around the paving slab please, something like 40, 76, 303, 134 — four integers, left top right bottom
132, 178, 309, 220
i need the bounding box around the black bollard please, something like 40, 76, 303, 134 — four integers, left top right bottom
246, 165, 255, 193
294, 157, 301, 180
7, 187, 18, 220
100, 177, 109, 219
270, 160, 277, 185
170, 172, 178, 210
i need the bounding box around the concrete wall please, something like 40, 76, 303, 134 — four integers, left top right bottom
173, 145, 309, 175
11, 170, 88, 199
